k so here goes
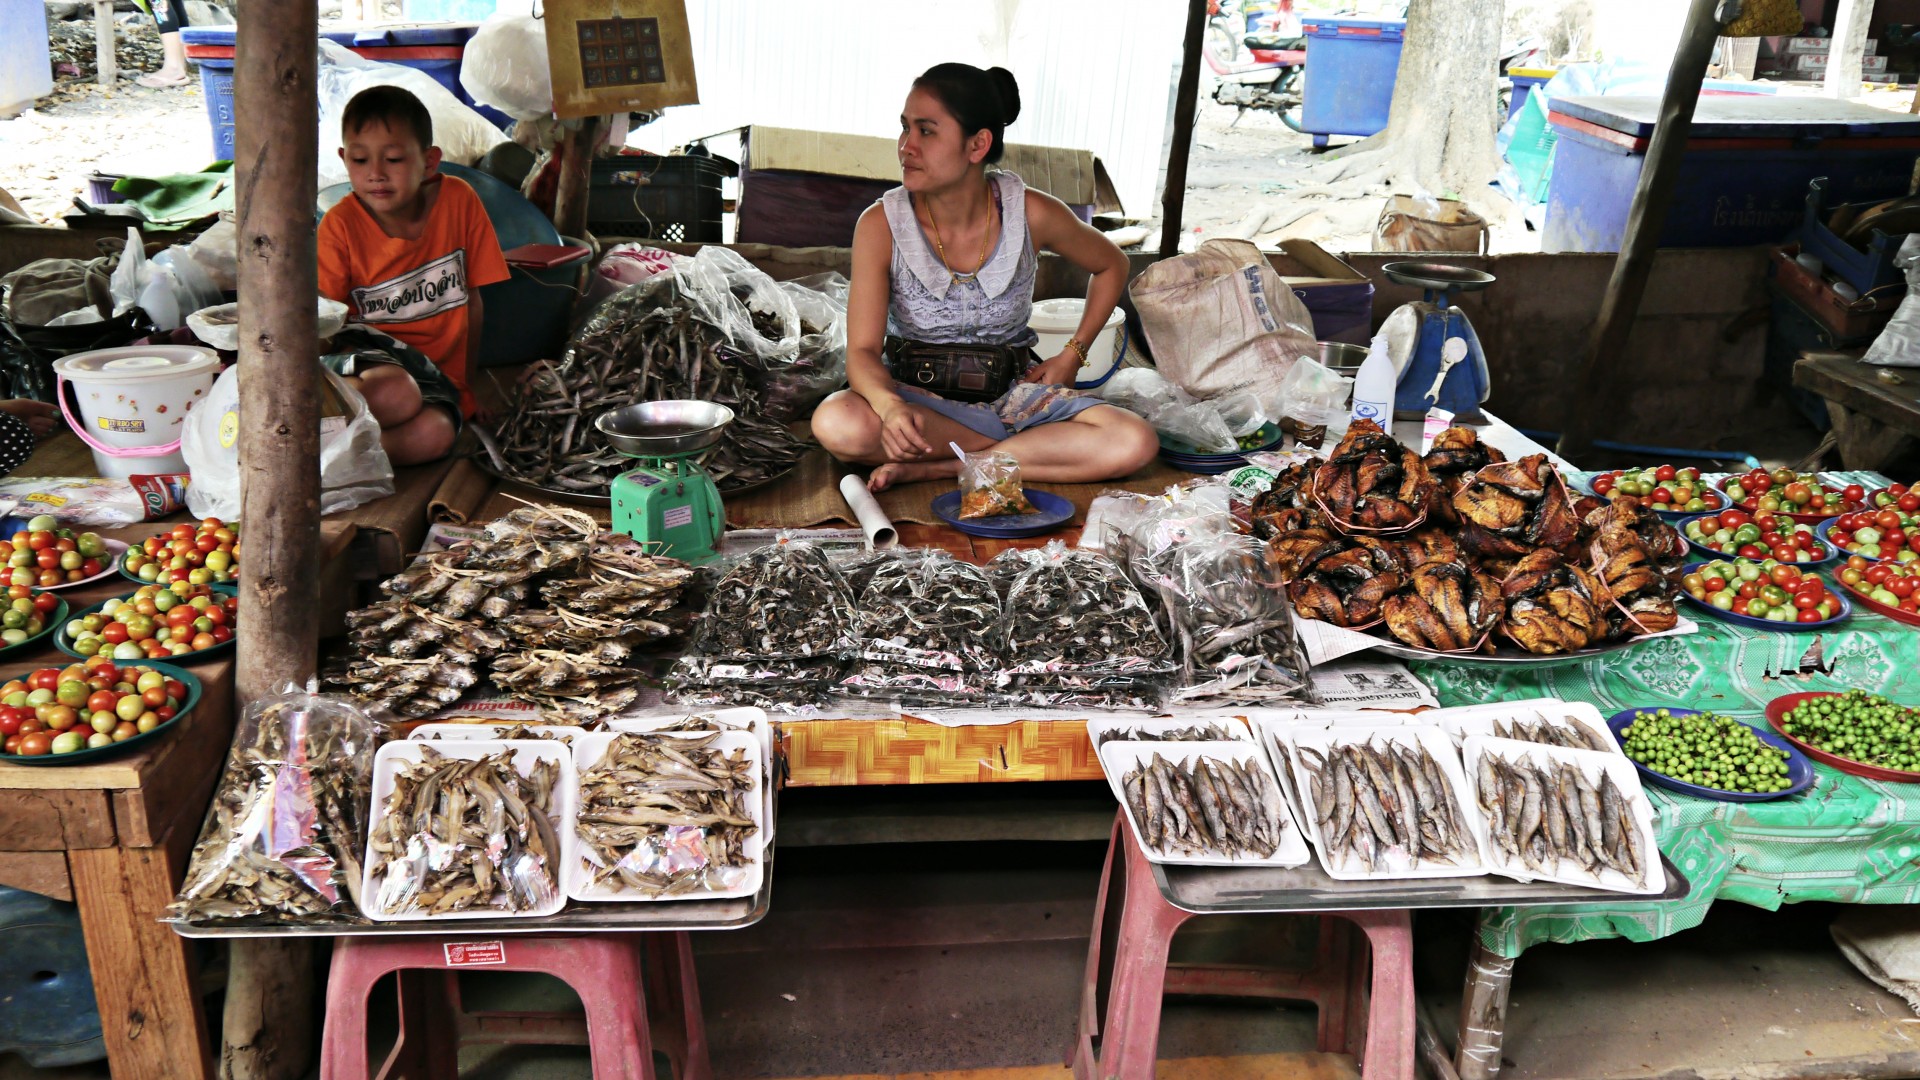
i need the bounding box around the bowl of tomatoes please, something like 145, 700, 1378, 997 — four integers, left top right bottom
1818, 504, 1920, 565
120, 518, 238, 587
0, 516, 124, 591
1586, 465, 1725, 518
0, 586, 66, 661
0, 657, 201, 764
1717, 470, 1865, 524
1678, 508, 1836, 567
1678, 558, 1849, 631
1834, 556, 1920, 628
56, 582, 236, 664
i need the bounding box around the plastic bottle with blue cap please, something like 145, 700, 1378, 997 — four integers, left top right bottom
1349, 332, 1397, 428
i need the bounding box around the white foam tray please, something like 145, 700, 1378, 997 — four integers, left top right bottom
1428, 700, 1620, 756
1086, 715, 1254, 748
361, 739, 575, 922
1096, 739, 1312, 869
1279, 724, 1491, 882
409, 722, 590, 745
1461, 736, 1665, 896
568, 729, 766, 904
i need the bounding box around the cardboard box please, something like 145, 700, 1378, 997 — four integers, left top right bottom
1790, 52, 1889, 72
723, 125, 1123, 249
1268, 240, 1375, 342
543, 0, 698, 120
1783, 35, 1877, 54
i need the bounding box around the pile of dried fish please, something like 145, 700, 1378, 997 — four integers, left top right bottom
1381, 561, 1504, 653
1296, 739, 1476, 872
1500, 550, 1613, 655
1000, 545, 1170, 674
1585, 499, 1681, 637
1422, 427, 1507, 526
1313, 420, 1436, 533
1094, 722, 1241, 746
852, 551, 1006, 671
478, 277, 810, 494
326, 504, 692, 721
1145, 533, 1315, 705
1284, 535, 1406, 627
1453, 454, 1583, 569
1475, 750, 1646, 887
168, 695, 374, 924
694, 539, 855, 659
1487, 717, 1614, 754
666, 655, 844, 712
368, 748, 564, 917
490, 648, 650, 724
990, 673, 1166, 712
1120, 753, 1286, 859
576, 732, 759, 897
1250, 460, 1327, 540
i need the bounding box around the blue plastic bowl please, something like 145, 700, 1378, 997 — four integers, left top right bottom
1606, 706, 1814, 802
1677, 513, 1838, 568
1676, 560, 1850, 632
1579, 472, 1728, 521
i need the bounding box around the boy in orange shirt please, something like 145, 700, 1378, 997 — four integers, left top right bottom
317, 85, 509, 465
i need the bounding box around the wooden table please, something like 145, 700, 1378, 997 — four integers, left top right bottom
1793, 351, 1920, 470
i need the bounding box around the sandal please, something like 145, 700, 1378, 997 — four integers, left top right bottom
136, 71, 192, 89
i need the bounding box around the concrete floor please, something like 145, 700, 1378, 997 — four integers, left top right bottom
8, 842, 1920, 1079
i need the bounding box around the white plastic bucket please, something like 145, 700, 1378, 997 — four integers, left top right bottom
53, 345, 220, 478
1028, 298, 1127, 389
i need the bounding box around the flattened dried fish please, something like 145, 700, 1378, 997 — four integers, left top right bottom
367, 747, 563, 917
576, 732, 759, 897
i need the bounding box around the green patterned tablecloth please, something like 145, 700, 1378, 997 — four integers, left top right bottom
1410, 608, 1920, 959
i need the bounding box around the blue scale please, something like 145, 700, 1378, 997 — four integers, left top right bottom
1379, 261, 1496, 420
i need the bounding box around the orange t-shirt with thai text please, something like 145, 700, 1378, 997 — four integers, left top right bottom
316, 175, 509, 417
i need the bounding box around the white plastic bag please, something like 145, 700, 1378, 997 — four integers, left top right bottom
109, 226, 149, 319
187, 297, 348, 353
186, 216, 239, 292
1864, 234, 1920, 368
459, 15, 552, 122
316, 41, 508, 190
182, 364, 395, 518
1099, 367, 1237, 453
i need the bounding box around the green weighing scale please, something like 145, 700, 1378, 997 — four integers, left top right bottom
595, 400, 735, 564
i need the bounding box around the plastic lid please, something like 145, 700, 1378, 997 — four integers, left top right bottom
1029, 298, 1123, 333
53, 345, 220, 381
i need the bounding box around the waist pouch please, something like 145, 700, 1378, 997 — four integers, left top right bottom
885, 337, 1028, 404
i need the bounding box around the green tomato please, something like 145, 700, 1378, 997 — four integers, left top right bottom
25, 515, 57, 533
76, 533, 105, 559
58, 550, 81, 571
136, 671, 165, 693
50, 730, 86, 755
114, 693, 144, 722
111, 641, 145, 661
1711, 592, 1735, 610
55, 680, 87, 708
152, 590, 177, 613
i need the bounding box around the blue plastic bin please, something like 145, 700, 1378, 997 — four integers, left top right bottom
1543, 94, 1920, 253
0, 0, 53, 117
320, 24, 512, 130
1299, 17, 1405, 148
1507, 67, 1554, 121
180, 27, 237, 162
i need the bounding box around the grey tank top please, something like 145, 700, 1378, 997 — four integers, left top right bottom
881, 170, 1039, 349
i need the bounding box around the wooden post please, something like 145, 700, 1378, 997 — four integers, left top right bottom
1158, 0, 1209, 260
551, 116, 604, 239
1825, 0, 1875, 100
94, 0, 115, 87
228, 1, 322, 1078
1554, 0, 1723, 464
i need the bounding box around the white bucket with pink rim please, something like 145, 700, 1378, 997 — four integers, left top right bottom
52, 345, 220, 478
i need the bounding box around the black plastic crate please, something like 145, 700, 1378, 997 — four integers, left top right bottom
587, 154, 733, 242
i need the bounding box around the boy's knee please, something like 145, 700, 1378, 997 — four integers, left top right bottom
386, 407, 456, 466
355, 366, 425, 427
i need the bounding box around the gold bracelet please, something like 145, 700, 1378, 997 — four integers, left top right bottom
1064, 337, 1090, 363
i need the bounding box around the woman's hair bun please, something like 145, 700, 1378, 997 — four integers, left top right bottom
987, 66, 1021, 126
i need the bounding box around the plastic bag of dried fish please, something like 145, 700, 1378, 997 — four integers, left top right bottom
573, 731, 762, 900
1145, 532, 1316, 706
665, 655, 842, 713
851, 550, 1006, 672
998, 543, 1173, 676
749, 273, 849, 422
692, 536, 856, 659
167, 689, 378, 925
364, 743, 571, 919
832, 662, 993, 708
957, 447, 1037, 520
989, 672, 1167, 712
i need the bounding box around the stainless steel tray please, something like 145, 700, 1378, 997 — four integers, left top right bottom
1152, 852, 1689, 915
1367, 634, 1651, 668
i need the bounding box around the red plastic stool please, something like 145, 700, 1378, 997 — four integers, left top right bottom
1072, 813, 1415, 1080
320, 931, 711, 1080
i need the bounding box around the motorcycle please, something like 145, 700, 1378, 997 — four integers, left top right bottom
1204, 0, 1308, 128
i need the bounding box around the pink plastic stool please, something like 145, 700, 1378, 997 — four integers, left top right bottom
320, 932, 712, 1080
1072, 813, 1415, 1080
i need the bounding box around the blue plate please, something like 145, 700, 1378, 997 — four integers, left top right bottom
1577, 473, 1728, 522
1676, 560, 1851, 632
1606, 707, 1814, 802
931, 489, 1075, 538
1677, 513, 1838, 568
1157, 422, 1284, 460
1814, 516, 1920, 565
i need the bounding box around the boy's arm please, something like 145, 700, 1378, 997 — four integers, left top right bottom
467, 292, 485, 377
316, 210, 353, 303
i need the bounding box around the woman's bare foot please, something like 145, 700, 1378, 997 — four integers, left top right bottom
867, 460, 961, 492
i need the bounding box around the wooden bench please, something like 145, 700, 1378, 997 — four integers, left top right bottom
1793, 351, 1920, 470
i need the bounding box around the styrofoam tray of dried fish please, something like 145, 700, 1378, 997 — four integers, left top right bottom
361, 740, 575, 922
607, 708, 774, 848
1281, 725, 1491, 881
409, 722, 591, 745
1088, 716, 1254, 747
569, 730, 764, 903
1097, 740, 1311, 869
1247, 708, 1425, 733
1461, 736, 1664, 896
1431, 701, 1618, 756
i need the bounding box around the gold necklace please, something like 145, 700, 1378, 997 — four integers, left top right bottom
923, 190, 996, 286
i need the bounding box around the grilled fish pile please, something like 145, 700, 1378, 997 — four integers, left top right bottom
575, 732, 758, 898
1250, 460, 1328, 539
1120, 753, 1287, 859
1475, 749, 1647, 888
1285, 535, 1406, 628
1296, 739, 1477, 872
1499, 550, 1614, 654
478, 276, 810, 495
367, 747, 564, 917
168, 698, 373, 924
1586, 502, 1681, 637
1452, 454, 1583, 569
1423, 427, 1507, 526
1382, 561, 1504, 652
1313, 420, 1437, 532
326, 505, 693, 721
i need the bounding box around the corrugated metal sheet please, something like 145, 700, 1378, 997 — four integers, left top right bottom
623, 0, 1182, 217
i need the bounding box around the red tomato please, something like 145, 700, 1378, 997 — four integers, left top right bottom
85, 690, 115, 714
1738, 544, 1765, 560
1892, 578, 1917, 599
1654, 465, 1677, 481
79, 559, 101, 578
1845, 484, 1867, 503
1704, 577, 1727, 592
1592, 475, 1615, 496
1720, 510, 1751, 529
1901, 494, 1920, 513
1732, 598, 1752, 615
210, 625, 233, 643
1769, 565, 1800, 586
1737, 581, 1760, 600
1772, 546, 1797, 563
1797, 608, 1824, 623
31, 592, 56, 614
1651, 486, 1674, 504
26, 532, 51, 552
194, 535, 219, 554
100, 623, 129, 645
169, 524, 194, 542
1868, 564, 1895, 585
202, 605, 227, 626
0, 713, 18, 737
14, 732, 50, 756
164, 679, 187, 701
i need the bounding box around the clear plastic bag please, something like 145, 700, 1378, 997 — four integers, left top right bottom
167, 687, 378, 924
183, 362, 395, 519
998, 541, 1173, 676
672, 246, 800, 365
186, 215, 239, 292
458, 14, 553, 122
757, 272, 849, 421
665, 654, 842, 713
692, 534, 856, 660
851, 550, 1006, 672
1100, 367, 1236, 453
1864, 234, 1920, 368
1276, 356, 1354, 449
1147, 532, 1317, 706
316, 41, 508, 189
957, 446, 1036, 520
